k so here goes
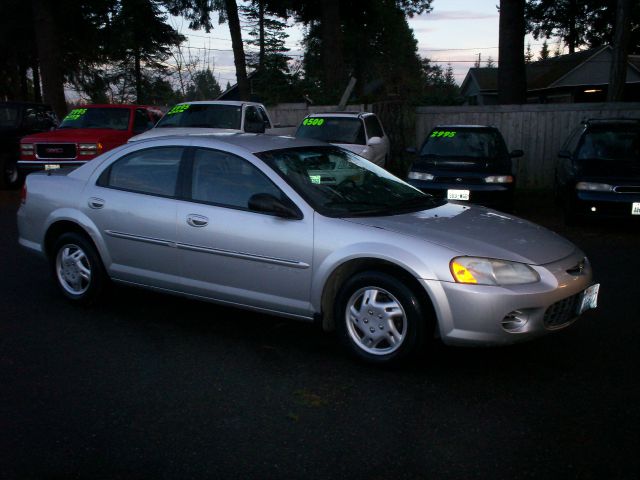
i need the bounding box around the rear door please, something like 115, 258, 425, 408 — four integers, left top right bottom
83, 146, 186, 289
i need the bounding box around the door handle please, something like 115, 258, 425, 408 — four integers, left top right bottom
88, 197, 105, 209
186, 214, 209, 227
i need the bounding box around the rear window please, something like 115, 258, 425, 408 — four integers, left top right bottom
577, 129, 640, 161
420, 129, 508, 159
296, 117, 366, 145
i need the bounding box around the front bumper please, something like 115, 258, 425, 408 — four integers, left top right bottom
18, 160, 86, 172
408, 180, 514, 210
422, 249, 595, 346
572, 190, 640, 219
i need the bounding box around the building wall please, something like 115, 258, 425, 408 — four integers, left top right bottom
414, 102, 640, 188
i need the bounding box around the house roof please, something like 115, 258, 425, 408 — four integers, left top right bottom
462, 46, 640, 94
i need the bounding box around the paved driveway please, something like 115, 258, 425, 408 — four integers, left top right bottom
0, 190, 638, 479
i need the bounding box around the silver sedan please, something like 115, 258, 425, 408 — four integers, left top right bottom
17, 134, 598, 365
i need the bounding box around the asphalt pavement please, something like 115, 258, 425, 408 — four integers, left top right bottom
1, 190, 638, 479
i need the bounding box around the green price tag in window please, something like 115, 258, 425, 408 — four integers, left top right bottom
167, 104, 190, 115
430, 130, 456, 138
303, 118, 325, 126
309, 175, 321, 184
64, 108, 87, 121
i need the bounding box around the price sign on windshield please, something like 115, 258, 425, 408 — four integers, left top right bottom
303, 118, 325, 126
430, 130, 456, 138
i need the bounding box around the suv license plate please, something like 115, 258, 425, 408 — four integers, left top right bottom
632, 203, 640, 215
447, 189, 470, 201
44, 164, 61, 171
577, 283, 599, 315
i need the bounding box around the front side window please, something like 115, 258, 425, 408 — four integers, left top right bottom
156, 104, 242, 130
191, 148, 284, 210
101, 147, 184, 197
133, 109, 152, 133
364, 115, 384, 138
296, 117, 366, 145
258, 147, 442, 217
0, 105, 19, 127
59, 107, 131, 130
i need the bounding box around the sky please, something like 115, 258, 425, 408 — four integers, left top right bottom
171, 0, 560, 88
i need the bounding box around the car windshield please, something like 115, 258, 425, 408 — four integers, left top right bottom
420, 129, 507, 160
577, 128, 640, 161
296, 117, 366, 145
156, 104, 243, 129
59, 107, 130, 130
258, 147, 443, 217
0, 105, 19, 128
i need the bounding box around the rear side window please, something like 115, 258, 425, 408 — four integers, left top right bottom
364, 115, 384, 138
190, 148, 284, 210
100, 147, 184, 197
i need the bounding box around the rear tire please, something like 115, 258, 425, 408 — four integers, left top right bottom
335, 271, 428, 365
51, 232, 107, 305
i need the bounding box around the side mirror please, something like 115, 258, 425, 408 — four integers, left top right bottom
248, 193, 301, 219
558, 150, 571, 159
245, 120, 266, 134
510, 149, 524, 158
367, 136, 382, 146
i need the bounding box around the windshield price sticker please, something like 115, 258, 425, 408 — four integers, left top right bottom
632, 202, 640, 215
167, 104, 190, 115
430, 130, 456, 138
309, 175, 322, 184
64, 108, 87, 121
303, 118, 325, 126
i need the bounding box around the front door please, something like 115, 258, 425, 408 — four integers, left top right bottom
175, 147, 314, 318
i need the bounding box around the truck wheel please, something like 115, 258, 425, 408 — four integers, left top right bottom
0, 155, 23, 190
335, 271, 428, 365
51, 232, 107, 305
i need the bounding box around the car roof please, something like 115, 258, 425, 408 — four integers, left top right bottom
304, 112, 373, 119
174, 100, 263, 107
432, 124, 497, 129
583, 118, 640, 128
131, 133, 330, 154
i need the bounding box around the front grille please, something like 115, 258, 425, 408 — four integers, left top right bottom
613, 185, 640, 194
434, 176, 484, 185
543, 294, 580, 329
36, 143, 76, 159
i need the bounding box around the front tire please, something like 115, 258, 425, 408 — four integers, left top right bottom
0, 155, 23, 190
51, 232, 107, 305
335, 271, 428, 365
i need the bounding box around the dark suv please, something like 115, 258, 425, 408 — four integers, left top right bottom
555, 118, 640, 224
406, 125, 523, 211
0, 102, 57, 189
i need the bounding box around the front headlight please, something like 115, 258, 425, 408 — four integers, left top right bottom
407, 171, 434, 181
484, 175, 513, 183
450, 257, 540, 286
20, 143, 34, 153
78, 143, 103, 156
575, 182, 613, 192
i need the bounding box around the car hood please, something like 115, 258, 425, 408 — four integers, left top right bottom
343, 203, 576, 265
576, 158, 640, 178
129, 127, 241, 142
21, 128, 128, 143
415, 155, 504, 172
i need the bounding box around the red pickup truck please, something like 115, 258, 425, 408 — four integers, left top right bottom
18, 104, 162, 172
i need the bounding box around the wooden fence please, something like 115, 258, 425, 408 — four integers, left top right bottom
415, 103, 640, 189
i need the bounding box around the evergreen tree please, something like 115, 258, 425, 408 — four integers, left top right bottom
539, 39, 550, 60
486, 56, 496, 68
525, 42, 534, 62
186, 68, 222, 100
